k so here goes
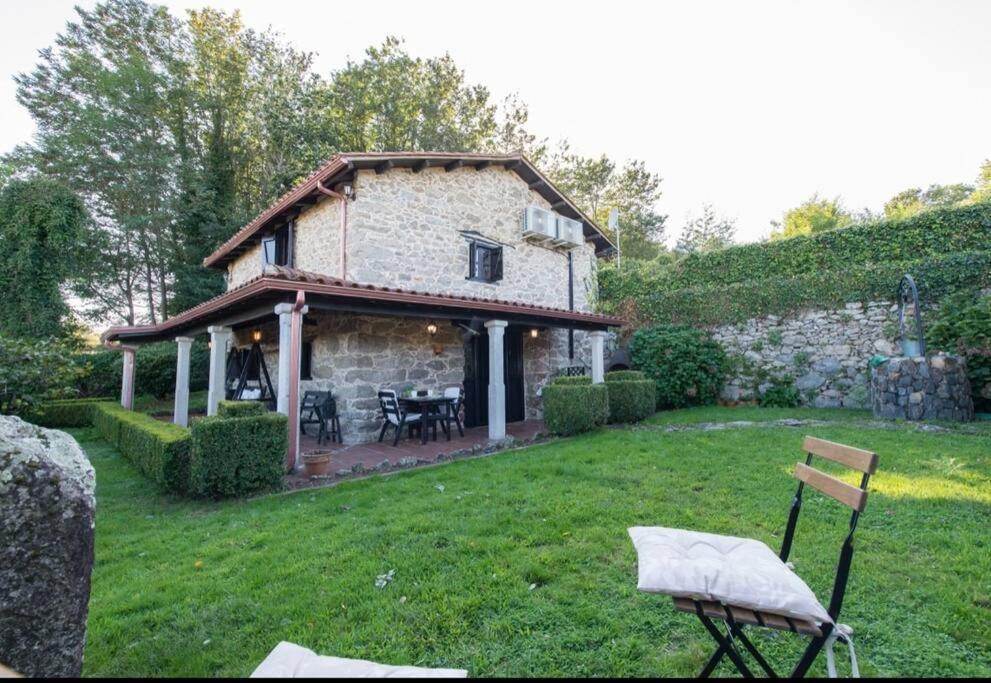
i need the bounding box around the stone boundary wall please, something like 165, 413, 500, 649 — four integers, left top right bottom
712, 301, 900, 408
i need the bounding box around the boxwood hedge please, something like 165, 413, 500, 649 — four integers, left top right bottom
29, 397, 112, 428
217, 400, 268, 418
604, 371, 656, 423
190, 413, 287, 499
542, 376, 608, 436
92, 403, 192, 494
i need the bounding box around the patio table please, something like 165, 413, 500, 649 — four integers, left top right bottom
398, 395, 453, 445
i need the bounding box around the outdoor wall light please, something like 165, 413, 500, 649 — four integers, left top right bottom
426, 322, 438, 336
530, 329, 539, 339
252, 329, 263, 343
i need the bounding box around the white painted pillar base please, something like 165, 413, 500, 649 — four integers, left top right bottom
120, 347, 136, 410
206, 326, 232, 417
590, 331, 607, 384
274, 303, 294, 416
485, 320, 508, 441
173, 336, 194, 427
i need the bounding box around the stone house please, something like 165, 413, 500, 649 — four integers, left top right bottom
102, 152, 622, 463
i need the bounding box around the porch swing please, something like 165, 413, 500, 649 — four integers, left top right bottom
226, 333, 276, 408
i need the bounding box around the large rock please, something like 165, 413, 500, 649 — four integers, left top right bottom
0, 416, 95, 677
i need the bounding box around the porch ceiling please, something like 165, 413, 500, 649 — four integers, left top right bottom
102, 267, 625, 344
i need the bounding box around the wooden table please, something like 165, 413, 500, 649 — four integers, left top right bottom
398, 395, 453, 444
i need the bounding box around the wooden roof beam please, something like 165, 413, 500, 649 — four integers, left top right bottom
412, 159, 430, 173
474, 160, 491, 171
375, 159, 394, 175
444, 159, 463, 172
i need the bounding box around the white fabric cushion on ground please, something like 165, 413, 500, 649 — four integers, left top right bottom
628, 526, 832, 625
251, 642, 468, 678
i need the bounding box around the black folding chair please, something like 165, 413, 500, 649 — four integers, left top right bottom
300, 390, 339, 445
672, 436, 878, 678
377, 391, 422, 447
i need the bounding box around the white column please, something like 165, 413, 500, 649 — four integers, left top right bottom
173, 336, 194, 427
206, 326, 232, 417
485, 320, 508, 441
120, 347, 136, 410
274, 303, 293, 415
590, 331, 607, 384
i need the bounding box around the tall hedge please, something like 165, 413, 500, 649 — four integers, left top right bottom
542, 377, 608, 436
75, 340, 210, 399
630, 325, 727, 409
598, 202, 991, 326
92, 403, 192, 493
189, 413, 287, 499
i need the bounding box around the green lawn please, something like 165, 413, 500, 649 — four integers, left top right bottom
75, 408, 991, 677
133, 390, 208, 417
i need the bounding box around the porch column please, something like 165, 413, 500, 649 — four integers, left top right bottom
173, 336, 194, 427
287, 292, 307, 472
206, 325, 232, 417
274, 303, 293, 415
590, 331, 607, 384
485, 320, 508, 441
120, 346, 136, 410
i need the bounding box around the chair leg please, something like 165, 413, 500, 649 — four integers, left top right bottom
455, 413, 464, 437
789, 631, 830, 678
378, 421, 388, 443
730, 624, 778, 677
695, 611, 755, 678
393, 421, 402, 447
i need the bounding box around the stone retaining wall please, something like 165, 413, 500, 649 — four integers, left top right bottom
870, 354, 974, 421
713, 301, 899, 408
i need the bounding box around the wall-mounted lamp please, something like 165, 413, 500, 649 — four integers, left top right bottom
252, 329, 263, 343
426, 321, 438, 336
530, 329, 540, 339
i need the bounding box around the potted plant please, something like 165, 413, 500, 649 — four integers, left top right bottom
301, 451, 332, 477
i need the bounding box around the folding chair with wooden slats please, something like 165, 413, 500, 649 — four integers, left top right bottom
631, 436, 878, 678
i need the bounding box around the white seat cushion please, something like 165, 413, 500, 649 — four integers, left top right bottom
628, 526, 832, 624
251, 642, 467, 678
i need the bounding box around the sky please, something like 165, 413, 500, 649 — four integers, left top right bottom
1, 0, 989, 244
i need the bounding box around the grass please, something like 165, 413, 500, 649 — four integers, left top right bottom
76, 408, 991, 677
133, 390, 208, 417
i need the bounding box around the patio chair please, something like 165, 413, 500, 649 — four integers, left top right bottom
252, 641, 466, 678
299, 390, 341, 445
377, 391, 422, 446
629, 436, 878, 678
443, 385, 465, 438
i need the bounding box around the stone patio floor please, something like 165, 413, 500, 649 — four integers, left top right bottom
287, 419, 546, 490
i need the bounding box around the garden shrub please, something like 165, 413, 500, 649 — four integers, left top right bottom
0, 336, 86, 415
604, 371, 656, 423
542, 378, 608, 436
551, 374, 592, 385
75, 340, 210, 399
30, 397, 111, 428
630, 325, 727, 409
758, 378, 801, 408
189, 413, 287, 499
217, 400, 267, 418
929, 292, 991, 412
92, 402, 192, 493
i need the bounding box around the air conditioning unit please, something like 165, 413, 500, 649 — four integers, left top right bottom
556, 215, 584, 247
523, 205, 556, 242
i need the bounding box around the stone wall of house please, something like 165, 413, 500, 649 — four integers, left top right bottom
233, 312, 591, 444
712, 301, 900, 408
225, 166, 599, 313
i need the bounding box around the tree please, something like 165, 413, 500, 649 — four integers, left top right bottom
770, 194, 852, 240
676, 204, 736, 253
0, 337, 86, 415
969, 159, 991, 204
883, 183, 973, 220
0, 178, 89, 339
547, 144, 667, 259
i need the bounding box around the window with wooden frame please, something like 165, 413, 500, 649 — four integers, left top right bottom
262, 222, 293, 267
467, 241, 503, 283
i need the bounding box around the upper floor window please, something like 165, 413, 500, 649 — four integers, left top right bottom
468, 241, 503, 283
262, 223, 293, 267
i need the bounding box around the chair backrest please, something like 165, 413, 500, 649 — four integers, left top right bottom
378, 391, 401, 424
780, 436, 878, 622
443, 386, 461, 401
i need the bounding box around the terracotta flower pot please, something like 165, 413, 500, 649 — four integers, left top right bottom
302, 452, 331, 477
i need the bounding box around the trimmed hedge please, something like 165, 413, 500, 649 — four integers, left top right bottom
551, 375, 593, 385
610, 250, 991, 327
542, 377, 608, 436
30, 397, 112, 428
217, 400, 267, 418
189, 413, 287, 499
604, 371, 656, 423
92, 403, 192, 493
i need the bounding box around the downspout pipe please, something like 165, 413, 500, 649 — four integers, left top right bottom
286, 290, 306, 472
316, 180, 349, 280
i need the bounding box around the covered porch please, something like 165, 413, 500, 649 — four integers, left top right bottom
102, 267, 622, 473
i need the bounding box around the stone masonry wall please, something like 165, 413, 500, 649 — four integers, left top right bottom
871, 354, 974, 421
234, 313, 589, 444
713, 301, 900, 408
226, 166, 599, 313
